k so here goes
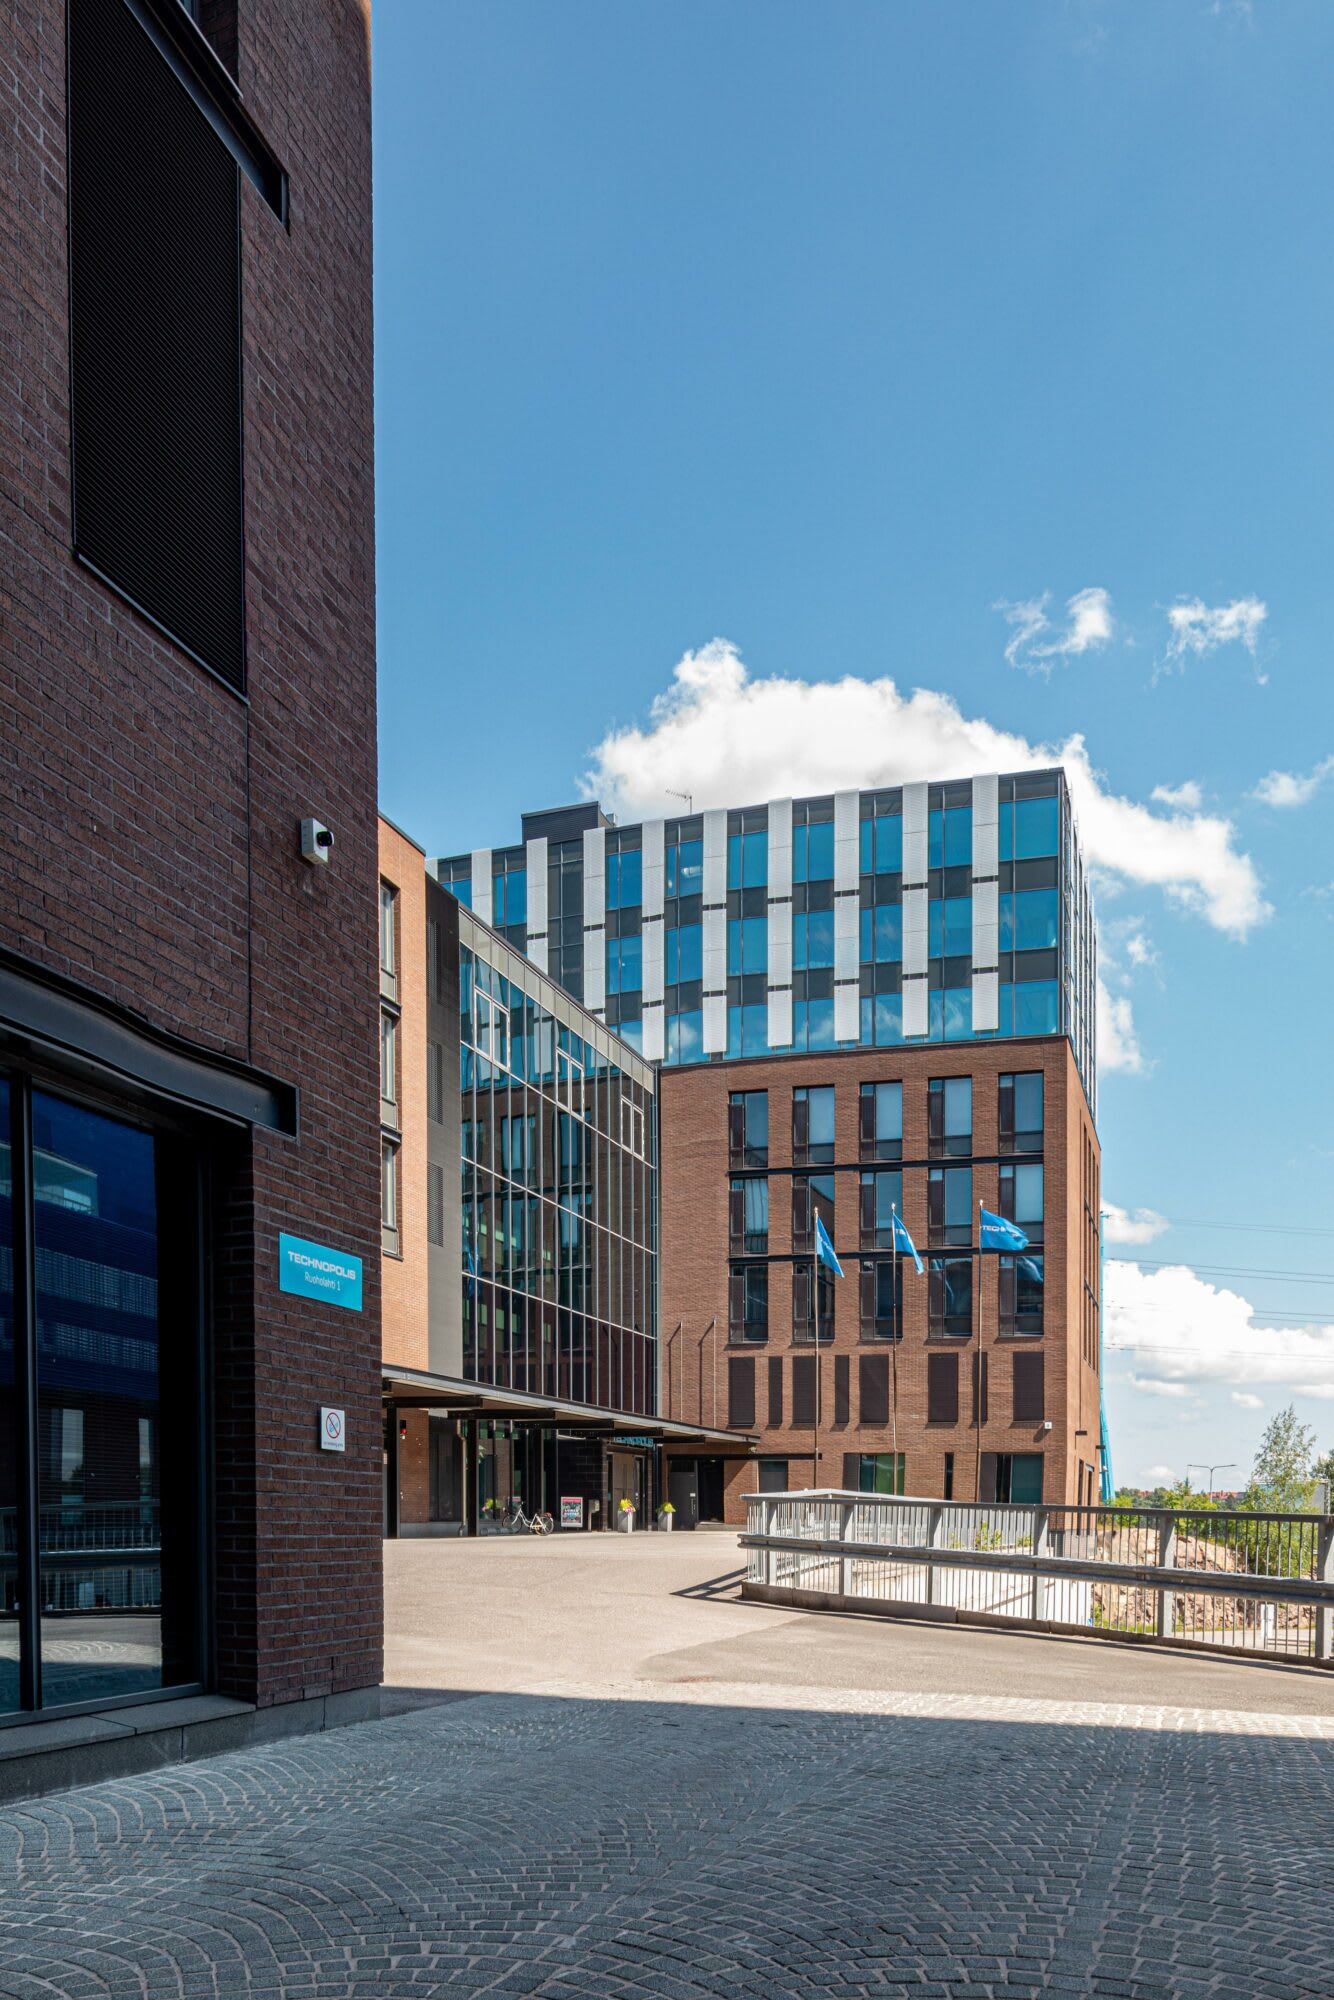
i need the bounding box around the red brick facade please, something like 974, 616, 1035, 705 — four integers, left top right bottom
1, 1, 382, 1706
660, 1039, 1100, 1524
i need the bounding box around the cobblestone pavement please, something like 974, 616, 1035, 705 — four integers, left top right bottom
1, 1540, 1332, 2000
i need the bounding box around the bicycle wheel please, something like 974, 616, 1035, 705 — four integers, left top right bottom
534, 1511, 554, 1534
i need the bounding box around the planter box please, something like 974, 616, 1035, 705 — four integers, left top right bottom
617, 1512, 636, 1533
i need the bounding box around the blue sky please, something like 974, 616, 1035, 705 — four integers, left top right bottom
373, 0, 1334, 1487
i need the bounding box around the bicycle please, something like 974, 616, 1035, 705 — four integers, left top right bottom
500, 1500, 554, 1535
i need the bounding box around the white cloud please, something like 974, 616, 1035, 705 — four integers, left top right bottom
585, 641, 1270, 937
1128, 1375, 1195, 1399
1252, 755, 1334, 809
1103, 1203, 1168, 1246
1144, 1464, 1178, 1483
1124, 930, 1156, 969
1152, 781, 1203, 811
1096, 980, 1145, 1075
1105, 1259, 1334, 1393
1231, 1392, 1263, 1410
997, 586, 1113, 673
1163, 595, 1267, 668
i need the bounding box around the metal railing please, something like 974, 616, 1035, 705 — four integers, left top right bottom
741, 1491, 1334, 1664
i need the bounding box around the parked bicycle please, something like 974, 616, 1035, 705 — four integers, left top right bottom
500, 1500, 554, 1534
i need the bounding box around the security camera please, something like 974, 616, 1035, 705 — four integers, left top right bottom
1039, 1419, 1053, 1433
300, 818, 335, 866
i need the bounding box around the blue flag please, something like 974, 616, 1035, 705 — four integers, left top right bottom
979, 1205, 1029, 1253
890, 1205, 924, 1274
814, 1212, 844, 1277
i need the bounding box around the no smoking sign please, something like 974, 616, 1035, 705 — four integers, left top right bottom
319, 1406, 346, 1453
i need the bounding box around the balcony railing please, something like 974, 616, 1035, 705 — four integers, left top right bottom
742, 1491, 1334, 1664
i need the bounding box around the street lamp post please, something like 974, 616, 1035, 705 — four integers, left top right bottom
1186, 1461, 1236, 1498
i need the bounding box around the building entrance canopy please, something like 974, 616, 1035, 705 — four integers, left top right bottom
383, 1366, 753, 1450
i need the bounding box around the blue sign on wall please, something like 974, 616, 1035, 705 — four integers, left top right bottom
279, 1233, 363, 1312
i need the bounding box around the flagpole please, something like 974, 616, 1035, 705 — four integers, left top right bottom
975, 1203, 984, 1505
890, 1204, 900, 1484
813, 1243, 821, 1490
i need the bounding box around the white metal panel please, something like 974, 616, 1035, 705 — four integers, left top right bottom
902, 977, 929, 1039
767, 798, 793, 899
767, 986, 793, 1049
526, 935, 549, 974
703, 808, 728, 903
470, 848, 492, 929
902, 884, 929, 977
583, 826, 606, 928
972, 967, 999, 1033
642, 819, 666, 919
642, 1006, 665, 1063
972, 773, 999, 876
642, 916, 665, 1006
583, 928, 606, 1013
834, 890, 859, 983
702, 903, 727, 991
902, 783, 928, 884
702, 990, 727, 1054
972, 874, 999, 967
525, 835, 548, 945
834, 790, 860, 893
833, 983, 859, 1042
766, 897, 793, 986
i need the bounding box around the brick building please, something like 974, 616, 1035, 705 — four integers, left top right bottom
657, 1037, 1101, 1523
0, 0, 382, 1776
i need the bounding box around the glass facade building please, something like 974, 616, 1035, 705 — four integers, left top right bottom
432, 767, 1097, 1109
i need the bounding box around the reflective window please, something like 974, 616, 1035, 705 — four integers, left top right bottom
606, 935, 643, 994
730, 1178, 769, 1254
930, 988, 973, 1041
859, 1080, 902, 1160
855, 1452, 905, 1495
1000, 888, 1059, 952
1001, 796, 1060, 861
929, 807, 972, 869
861, 1259, 903, 1342
727, 915, 768, 978
999, 1071, 1043, 1151
794, 909, 834, 970
666, 1009, 702, 1064
859, 903, 902, 963
793, 821, 834, 883
1001, 1253, 1044, 1336
607, 849, 642, 910
729, 1091, 768, 1168
928, 1076, 971, 1157
665, 838, 703, 897
1000, 1161, 1044, 1240
929, 1256, 972, 1336
793, 1085, 835, 1164
729, 1263, 769, 1343
493, 869, 526, 930
727, 829, 767, 890
860, 993, 903, 1047
860, 816, 902, 875
726, 1003, 768, 1058
666, 924, 702, 986
793, 998, 835, 1050
859, 1169, 904, 1250
380, 1009, 397, 1106
379, 881, 397, 975
929, 896, 971, 960
928, 1165, 972, 1245
1002, 981, 1059, 1037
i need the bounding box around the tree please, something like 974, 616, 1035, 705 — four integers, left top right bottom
1244, 1404, 1318, 1514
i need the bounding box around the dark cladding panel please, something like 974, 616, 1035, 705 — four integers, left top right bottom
68, 0, 245, 689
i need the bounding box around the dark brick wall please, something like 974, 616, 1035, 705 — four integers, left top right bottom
660, 1037, 1101, 1521
0, 1, 382, 1704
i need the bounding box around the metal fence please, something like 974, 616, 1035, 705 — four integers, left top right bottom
741, 1491, 1334, 1664
0, 1505, 162, 1613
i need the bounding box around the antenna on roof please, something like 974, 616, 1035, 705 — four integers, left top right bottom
666, 788, 694, 814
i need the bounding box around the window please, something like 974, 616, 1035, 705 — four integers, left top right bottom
493, 867, 526, 930
999, 1072, 1044, 1152
999, 1253, 1044, 1336
1012, 1352, 1045, 1423
793, 1085, 835, 1164
728, 1355, 756, 1428
928, 1077, 971, 1157
557, 1047, 584, 1118
729, 1177, 769, 1254
729, 1264, 769, 1343
380, 1010, 398, 1109
928, 1257, 972, 1336
1002, 981, 1060, 1037
726, 1004, 768, 1057
928, 1166, 972, 1245
476, 991, 509, 1070
859, 1170, 903, 1251
929, 806, 972, 870
999, 1162, 1044, 1242
794, 909, 834, 970
379, 882, 397, 976
859, 1260, 902, 1341
793, 819, 834, 883
927, 1352, 959, 1424
68, 0, 246, 688
727, 828, 767, 889
929, 898, 972, 959
666, 1009, 702, 1064
666, 923, 702, 985
792, 1261, 835, 1341
943, 1452, 955, 1500
607, 934, 643, 994
859, 902, 902, 964
860, 814, 903, 876
1000, 888, 1058, 952
930, 988, 973, 1042
1001, 796, 1059, 861
792, 997, 836, 1051
622, 1099, 646, 1158
859, 1082, 902, 1160
428, 1163, 445, 1247
859, 1352, 889, 1425
607, 848, 642, 910
727, 915, 768, 978
792, 1173, 834, 1254
758, 1457, 788, 1494
729, 1091, 768, 1168
665, 837, 703, 897
382, 1137, 399, 1234
852, 1453, 905, 1496
990, 1453, 1044, 1504
860, 992, 904, 1047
